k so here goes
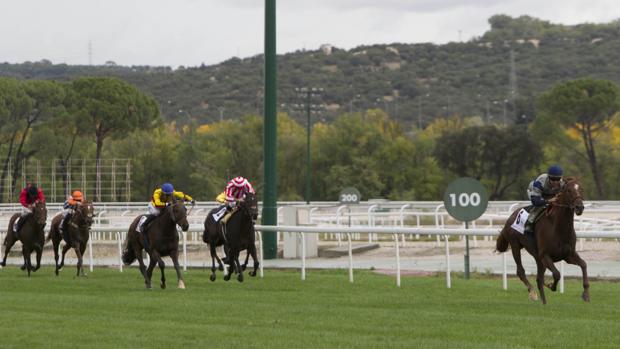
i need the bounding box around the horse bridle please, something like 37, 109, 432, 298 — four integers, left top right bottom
551, 181, 583, 210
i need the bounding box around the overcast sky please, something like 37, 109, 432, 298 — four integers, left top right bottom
1, 0, 618, 67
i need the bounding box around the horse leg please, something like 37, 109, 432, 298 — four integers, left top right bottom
22, 248, 32, 277
33, 242, 43, 272
170, 250, 185, 289
51, 236, 60, 275
75, 242, 86, 277
144, 253, 157, 289
541, 255, 560, 292
248, 243, 259, 277
565, 252, 590, 302
234, 251, 244, 283
59, 243, 71, 272
223, 246, 233, 281
1, 233, 17, 267
535, 260, 547, 305
209, 244, 218, 282
157, 257, 166, 290
241, 250, 250, 271
136, 248, 147, 278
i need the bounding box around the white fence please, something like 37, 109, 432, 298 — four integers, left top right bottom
1, 224, 618, 293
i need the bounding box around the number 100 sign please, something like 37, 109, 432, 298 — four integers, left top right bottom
442, 177, 488, 222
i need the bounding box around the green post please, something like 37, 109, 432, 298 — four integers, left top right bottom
305, 92, 311, 204
262, 0, 278, 259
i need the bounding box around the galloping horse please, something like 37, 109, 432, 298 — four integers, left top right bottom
47, 200, 95, 277
496, 177, 588, 304
203, 191, 258, 282
122, 199, 190, 289
1, 201, 47, 276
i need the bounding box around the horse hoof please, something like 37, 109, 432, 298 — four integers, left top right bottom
242, 265, 247, 271
20, 265, 26, 271
160, 282, 166, 289
224, 274, 231, 281
0, 261, 5, 267
209, 274, 216, 282
55, 269, 59, 276
529, 291, 539, 301
249, 271, 256, 277
238, 274, 244, 283
582, 293, 590, 302
218, 265, 224, 271
178, 280, 186, 289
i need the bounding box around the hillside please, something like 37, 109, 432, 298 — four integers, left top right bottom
2, 15, 620, 126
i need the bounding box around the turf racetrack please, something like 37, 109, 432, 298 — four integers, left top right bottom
0, 267, 619, 348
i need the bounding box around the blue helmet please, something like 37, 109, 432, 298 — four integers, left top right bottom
547, 165, 563, 177
161, 182, 174, 195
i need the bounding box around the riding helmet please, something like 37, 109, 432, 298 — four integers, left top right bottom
27, 184, 39, 198
547, 165, 563, 177
162, 182, 174, 195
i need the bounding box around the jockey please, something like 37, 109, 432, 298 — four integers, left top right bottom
13, 183, 46, 234
225, 176, 255, 209
59, 190, 84, 238
524, 165, 565, 235
215, 191, 227, 204
137, 182, 194, 233
221, 176, 255, 224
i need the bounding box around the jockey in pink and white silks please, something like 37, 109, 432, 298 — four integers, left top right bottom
224, 176, 255, 209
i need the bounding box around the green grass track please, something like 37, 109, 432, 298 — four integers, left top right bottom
1, 267, 619, 348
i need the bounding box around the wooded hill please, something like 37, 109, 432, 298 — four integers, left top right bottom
2, 15, 620, 127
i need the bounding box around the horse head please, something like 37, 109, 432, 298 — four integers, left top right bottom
240, 191, 258, 221
75, 200, 95, 227
170, 199, 189, 231
552, 177, 585, 216
33, 201, 47, 226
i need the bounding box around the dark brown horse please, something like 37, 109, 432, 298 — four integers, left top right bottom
122, 199, 190, 289
1, 201, 47, 276
205, 191, 259, 283
496, 177, 588, 304
47, 200, 95, 277
203, 194, 259, 282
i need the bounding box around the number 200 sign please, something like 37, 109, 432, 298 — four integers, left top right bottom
443, 178, 488, 222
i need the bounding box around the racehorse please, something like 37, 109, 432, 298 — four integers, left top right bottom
47, 200, 95, 277
496, 177, 588, 304
203, 191, 259, 282
1, 201, 47, 276
122, 199, 190, 289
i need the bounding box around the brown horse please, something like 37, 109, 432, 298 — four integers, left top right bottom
1, 201, 47, 276
122, 199, 190, 289
203, 192, 259, 282
47, 200, 95, 277
496, 177, 588, 304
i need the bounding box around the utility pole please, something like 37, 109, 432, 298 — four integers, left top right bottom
293, 87, 324, 204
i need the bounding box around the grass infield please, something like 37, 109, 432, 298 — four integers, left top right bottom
0, 267, 619, 348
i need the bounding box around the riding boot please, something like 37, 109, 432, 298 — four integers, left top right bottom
60, 214, 72, 244
13, 214, 29, 240
138, 215, 157, 249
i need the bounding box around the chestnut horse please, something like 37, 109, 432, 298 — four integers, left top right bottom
47, 200, 95, 277
496, 177, 588, 304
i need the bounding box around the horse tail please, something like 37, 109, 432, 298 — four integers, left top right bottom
495, 231, 509, 253
122, 246, 136, 265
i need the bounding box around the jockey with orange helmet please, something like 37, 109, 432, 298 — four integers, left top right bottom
13, 183, 46, 234
59, 190, 85, 239
137, 182, 194, 233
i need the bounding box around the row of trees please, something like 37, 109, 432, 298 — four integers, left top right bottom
1, 77, 619, 202
0, 77, 158, 202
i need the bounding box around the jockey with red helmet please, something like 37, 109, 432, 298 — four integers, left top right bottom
13, 183, 46, 234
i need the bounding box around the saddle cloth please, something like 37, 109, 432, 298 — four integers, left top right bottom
510, 208, 529, 235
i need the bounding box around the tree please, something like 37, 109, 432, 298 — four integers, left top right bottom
434, 125, 543, 199
0, 78, 31, 201
68, 77, 159, 200
537, 78, 620, 198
